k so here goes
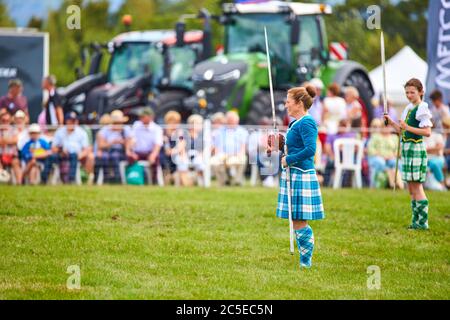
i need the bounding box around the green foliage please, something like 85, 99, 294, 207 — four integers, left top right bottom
14, 0, 428, 86
0, 186, 449, 299
326, 0, 428, 70
0, 0, 15, 27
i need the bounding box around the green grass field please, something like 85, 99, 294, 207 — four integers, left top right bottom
0, 186, 449, 300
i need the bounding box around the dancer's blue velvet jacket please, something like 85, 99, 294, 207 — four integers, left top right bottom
285, 115, 317, 171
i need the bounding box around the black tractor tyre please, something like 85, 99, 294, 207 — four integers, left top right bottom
342, 71, 375, 122
151, 90, 191, 124
246, 90, 286, 125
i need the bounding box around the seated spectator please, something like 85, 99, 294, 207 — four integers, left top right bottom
323, 83, 347, 135
127, 107, 163, 184
51, 112, 93, 184
210, 112, 226, 150
367, 118, 401, 189
14, 110, 29, 153
160, 110, 184, 185
443, 117, 450, 187
38, 75, 64, 128
94, 110, 130, 184
323, 119, 356, 186
186, 114, 205, 185
0, 112, 22, 184
21, 124, 52, 185
372, 96, 398, 122
344, 86, 363, 129
424, 123, 446, 191
248, 117, 280, 187
429, 90, 450, 134
210, 111, 248, 186
0, 79, 29, 121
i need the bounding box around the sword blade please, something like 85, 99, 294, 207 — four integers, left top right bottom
264, 26, 277, 130
381, 31, 388, 116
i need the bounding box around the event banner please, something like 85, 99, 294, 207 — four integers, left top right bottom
0, 31, 49, 122
426, 0, 450, 103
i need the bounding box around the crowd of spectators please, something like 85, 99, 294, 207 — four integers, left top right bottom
0, 76, 449, 190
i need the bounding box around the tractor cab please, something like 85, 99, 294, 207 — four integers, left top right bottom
58, 9, 212, 124
186, 1, 374, 125
223, 1, 331, 84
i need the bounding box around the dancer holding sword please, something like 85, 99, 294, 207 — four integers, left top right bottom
265, 28, 325, 268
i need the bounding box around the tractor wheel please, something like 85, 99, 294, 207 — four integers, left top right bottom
342, 71, 375, 121
151, 90, 191, 124
246, 90, 286, 125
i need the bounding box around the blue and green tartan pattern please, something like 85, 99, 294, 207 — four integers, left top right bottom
401, 141, 427, 183
276, 168, 325, 221
295, 226, 315, 268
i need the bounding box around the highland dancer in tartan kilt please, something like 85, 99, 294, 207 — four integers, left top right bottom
385, 78, 432, 230
270, 85, 325, 268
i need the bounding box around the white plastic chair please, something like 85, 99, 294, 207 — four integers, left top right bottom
333, 138, 364, 189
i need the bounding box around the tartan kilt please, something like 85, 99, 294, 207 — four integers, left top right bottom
401, 141, 427, 183
276, 167, 325, 221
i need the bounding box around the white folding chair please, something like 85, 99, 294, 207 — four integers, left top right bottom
333, 138, 364, 189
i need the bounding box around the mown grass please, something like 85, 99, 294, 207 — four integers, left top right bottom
0, 186, 448, 300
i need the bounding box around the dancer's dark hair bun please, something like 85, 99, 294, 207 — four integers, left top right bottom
306, 85, 317, 99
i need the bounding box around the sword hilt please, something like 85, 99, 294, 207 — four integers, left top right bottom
383, 112, 389, 126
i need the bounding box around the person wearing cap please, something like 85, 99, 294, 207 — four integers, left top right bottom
94, 110, 131, 183
13, 110, 29, 154
127, 107, 163, 183
0, 112, 22, 184
51, 112, 93, 184
0, 79, 29, 121
21, 124, 52, 184
308, 78, 324, 126
38, 75, 63, 127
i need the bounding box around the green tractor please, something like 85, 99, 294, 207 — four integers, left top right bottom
183, 1, 375, 124
58, 9, 213, 124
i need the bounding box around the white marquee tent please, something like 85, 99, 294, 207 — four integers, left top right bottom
369, 46, 428, 106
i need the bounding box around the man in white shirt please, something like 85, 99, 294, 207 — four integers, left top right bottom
127, 107, 163, 184
210, 111, 248, 186
52, 112, 92, 184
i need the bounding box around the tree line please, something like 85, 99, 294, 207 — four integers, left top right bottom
0, 0, 429, 86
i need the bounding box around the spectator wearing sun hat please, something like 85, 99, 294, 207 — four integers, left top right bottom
13, 110, 29, 153
94, 110, 131, 183
21, 124, 52, 184
0, 79, 29, 122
